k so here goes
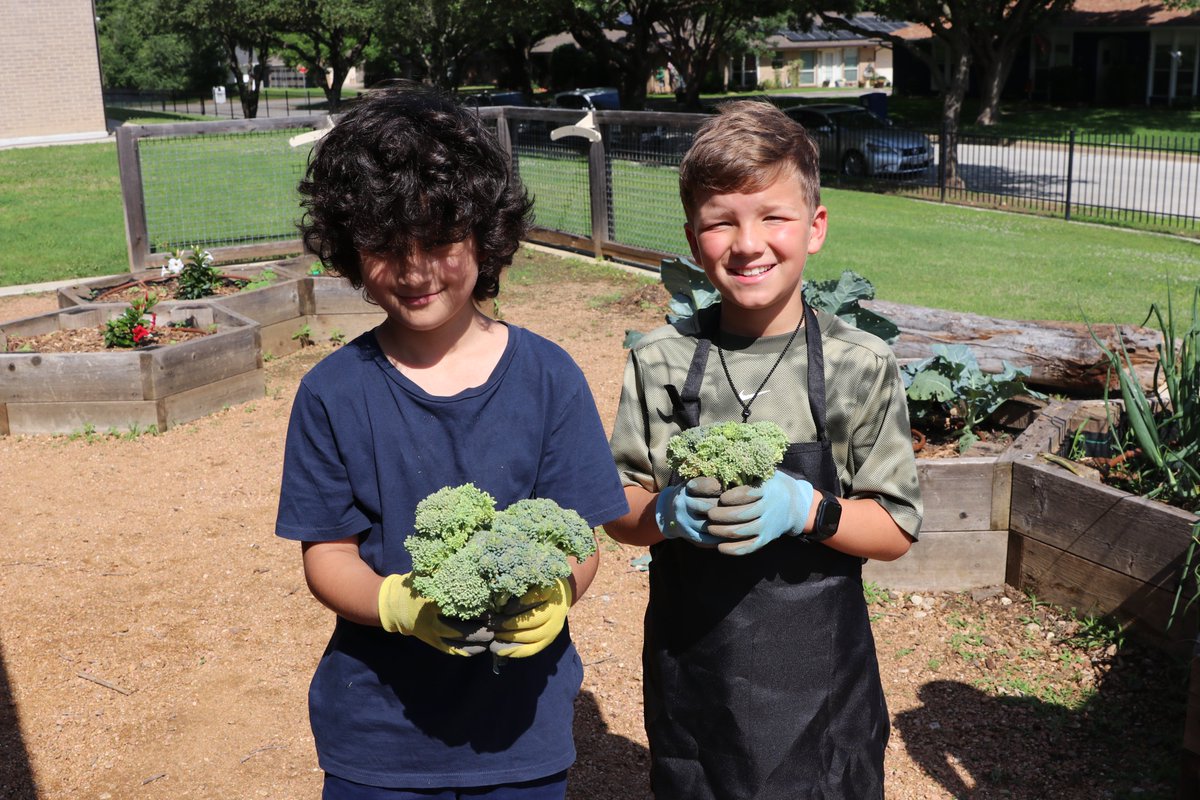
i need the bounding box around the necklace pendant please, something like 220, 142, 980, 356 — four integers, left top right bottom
741, 407, 752, 422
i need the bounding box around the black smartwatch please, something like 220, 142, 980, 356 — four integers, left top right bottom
804, 491, 842, 543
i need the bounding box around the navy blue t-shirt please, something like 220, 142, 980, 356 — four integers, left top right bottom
275, 324, 629, 789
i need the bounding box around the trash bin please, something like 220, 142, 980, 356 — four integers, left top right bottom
860, 92, 888, 120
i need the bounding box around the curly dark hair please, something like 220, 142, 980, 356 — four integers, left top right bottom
297, 82, 533, 300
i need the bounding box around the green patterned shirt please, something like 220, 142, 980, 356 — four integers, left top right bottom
609, 307, 923, 538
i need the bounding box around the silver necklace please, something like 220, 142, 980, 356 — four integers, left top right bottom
716, 316, 804, 422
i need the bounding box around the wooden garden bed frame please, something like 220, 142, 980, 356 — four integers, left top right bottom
0, 303, 263, 435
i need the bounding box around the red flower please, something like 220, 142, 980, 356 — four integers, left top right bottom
131, 324, 150, 343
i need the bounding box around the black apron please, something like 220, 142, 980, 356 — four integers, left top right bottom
645, 303, 888, 800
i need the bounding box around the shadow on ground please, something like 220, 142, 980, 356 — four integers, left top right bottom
569, 690, 651, 800
896, 638, 1188, 799
0, 639, 36, 799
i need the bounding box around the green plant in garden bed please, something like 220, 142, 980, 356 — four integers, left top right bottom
172, 245, 222, 299
1092, 285, 1200, 625
901, 344, 1043, 452
103, 291, 160, 348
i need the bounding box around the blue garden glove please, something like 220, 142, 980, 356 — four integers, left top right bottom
705, 470, 816, 556
489, 578, 573, 658
378, 573, 493, 656
654, 477, 724, 547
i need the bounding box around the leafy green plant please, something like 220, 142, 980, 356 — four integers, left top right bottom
175, 246, 221, 300
292, 323, 314, 347
238, 268, 278, 292
1091, 284, 1200, 626
328, 329, 346, 346
802, 270, 899, 344
103, 291, 159, 348
901, 344, 1042, 452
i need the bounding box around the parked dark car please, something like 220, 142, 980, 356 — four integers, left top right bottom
553, 87, 621, 111
782, 103, 934, 178
460, 90, 527, 108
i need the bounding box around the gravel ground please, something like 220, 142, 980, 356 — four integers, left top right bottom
0, 248, 1187, 799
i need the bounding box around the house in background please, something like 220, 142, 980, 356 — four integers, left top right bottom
883, 0, 1199, 107
732, 16, 911, 91
0, 0, 108, 148
1029, 0, 1200, 105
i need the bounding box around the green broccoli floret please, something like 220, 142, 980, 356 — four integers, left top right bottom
404, 485, 595, 621
665, 420, 788, 489
491, 498, 596, 562
407, 483, 496, 575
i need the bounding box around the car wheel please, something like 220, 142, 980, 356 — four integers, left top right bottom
841, 151, 868, 178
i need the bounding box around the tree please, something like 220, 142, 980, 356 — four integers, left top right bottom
276, 0, 394, 112
487, 0, 563, 96
559, 0, 665, 110
657, 0, 791, 110
96, 0, 224, 92
380, 0, 495, 90
814, 1, 1072, 184
160, 0, 287, 118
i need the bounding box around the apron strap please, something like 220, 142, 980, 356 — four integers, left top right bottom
669, 302, 828, 439
803, 301, 830, 442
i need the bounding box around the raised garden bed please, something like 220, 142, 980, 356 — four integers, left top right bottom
56, 260, 385, 359
0, 303, 263, 435
1004, 399, 1200, 651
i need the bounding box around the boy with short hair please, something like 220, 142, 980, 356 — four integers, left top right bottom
275, 84, 629, 799
606, 100, 923, 799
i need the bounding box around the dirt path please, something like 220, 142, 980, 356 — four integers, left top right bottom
0, 250, 1185, 799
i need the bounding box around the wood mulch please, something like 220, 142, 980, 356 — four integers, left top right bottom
5, 325, 211, 353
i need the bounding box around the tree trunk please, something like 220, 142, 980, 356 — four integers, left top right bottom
862, 299, 1165, 393
975, 50, 1017, 126
941, 49, 971, 187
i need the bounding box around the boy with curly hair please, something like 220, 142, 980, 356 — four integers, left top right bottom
275, 84, 629, 799
606, 100, 923, 799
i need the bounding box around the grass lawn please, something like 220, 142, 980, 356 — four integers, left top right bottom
0, 142, 127, 285
4, 140, 1197, 328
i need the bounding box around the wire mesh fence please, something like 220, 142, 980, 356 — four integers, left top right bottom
139, 129, 312, 250
114, 108, 1199, 272
116, 116, 325, 269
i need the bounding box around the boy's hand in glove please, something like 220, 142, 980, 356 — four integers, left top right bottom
705, 470, 815, 556
378, 572, 493, 656
489, 577, 573, 658
655, 477, 724, 547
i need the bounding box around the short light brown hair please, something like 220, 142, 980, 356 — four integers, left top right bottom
679, 100, 821, 220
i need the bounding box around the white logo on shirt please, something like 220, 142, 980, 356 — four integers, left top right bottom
738, 389, 771, 402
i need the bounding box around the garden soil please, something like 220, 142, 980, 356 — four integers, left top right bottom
0, 249, 1186, 799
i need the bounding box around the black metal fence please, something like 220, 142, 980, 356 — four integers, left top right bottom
478, 107, 1200, 269
104, 89, 330, 121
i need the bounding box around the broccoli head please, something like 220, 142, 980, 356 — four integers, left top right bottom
491, 498, 596, 562
405, 485, 596, 621
665, 420, 788, 489
407, 483, 496, 575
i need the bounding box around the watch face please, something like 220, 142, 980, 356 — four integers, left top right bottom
816, 496, 841, 537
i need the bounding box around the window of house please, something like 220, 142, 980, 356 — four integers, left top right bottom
1153, 42, 1175, 97
1178, 40, 1198, 99
732, 53, 758, 88
798, 51, 816, 85
843, 48, 858, 83
771, 51, 785, 70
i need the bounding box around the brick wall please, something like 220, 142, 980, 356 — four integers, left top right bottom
0, 0, 107, 143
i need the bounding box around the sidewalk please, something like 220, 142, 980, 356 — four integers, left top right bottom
0, 276, 106, 297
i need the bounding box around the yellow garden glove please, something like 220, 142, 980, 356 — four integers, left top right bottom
488, 577, 573, 659
378, 572, 492, 657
